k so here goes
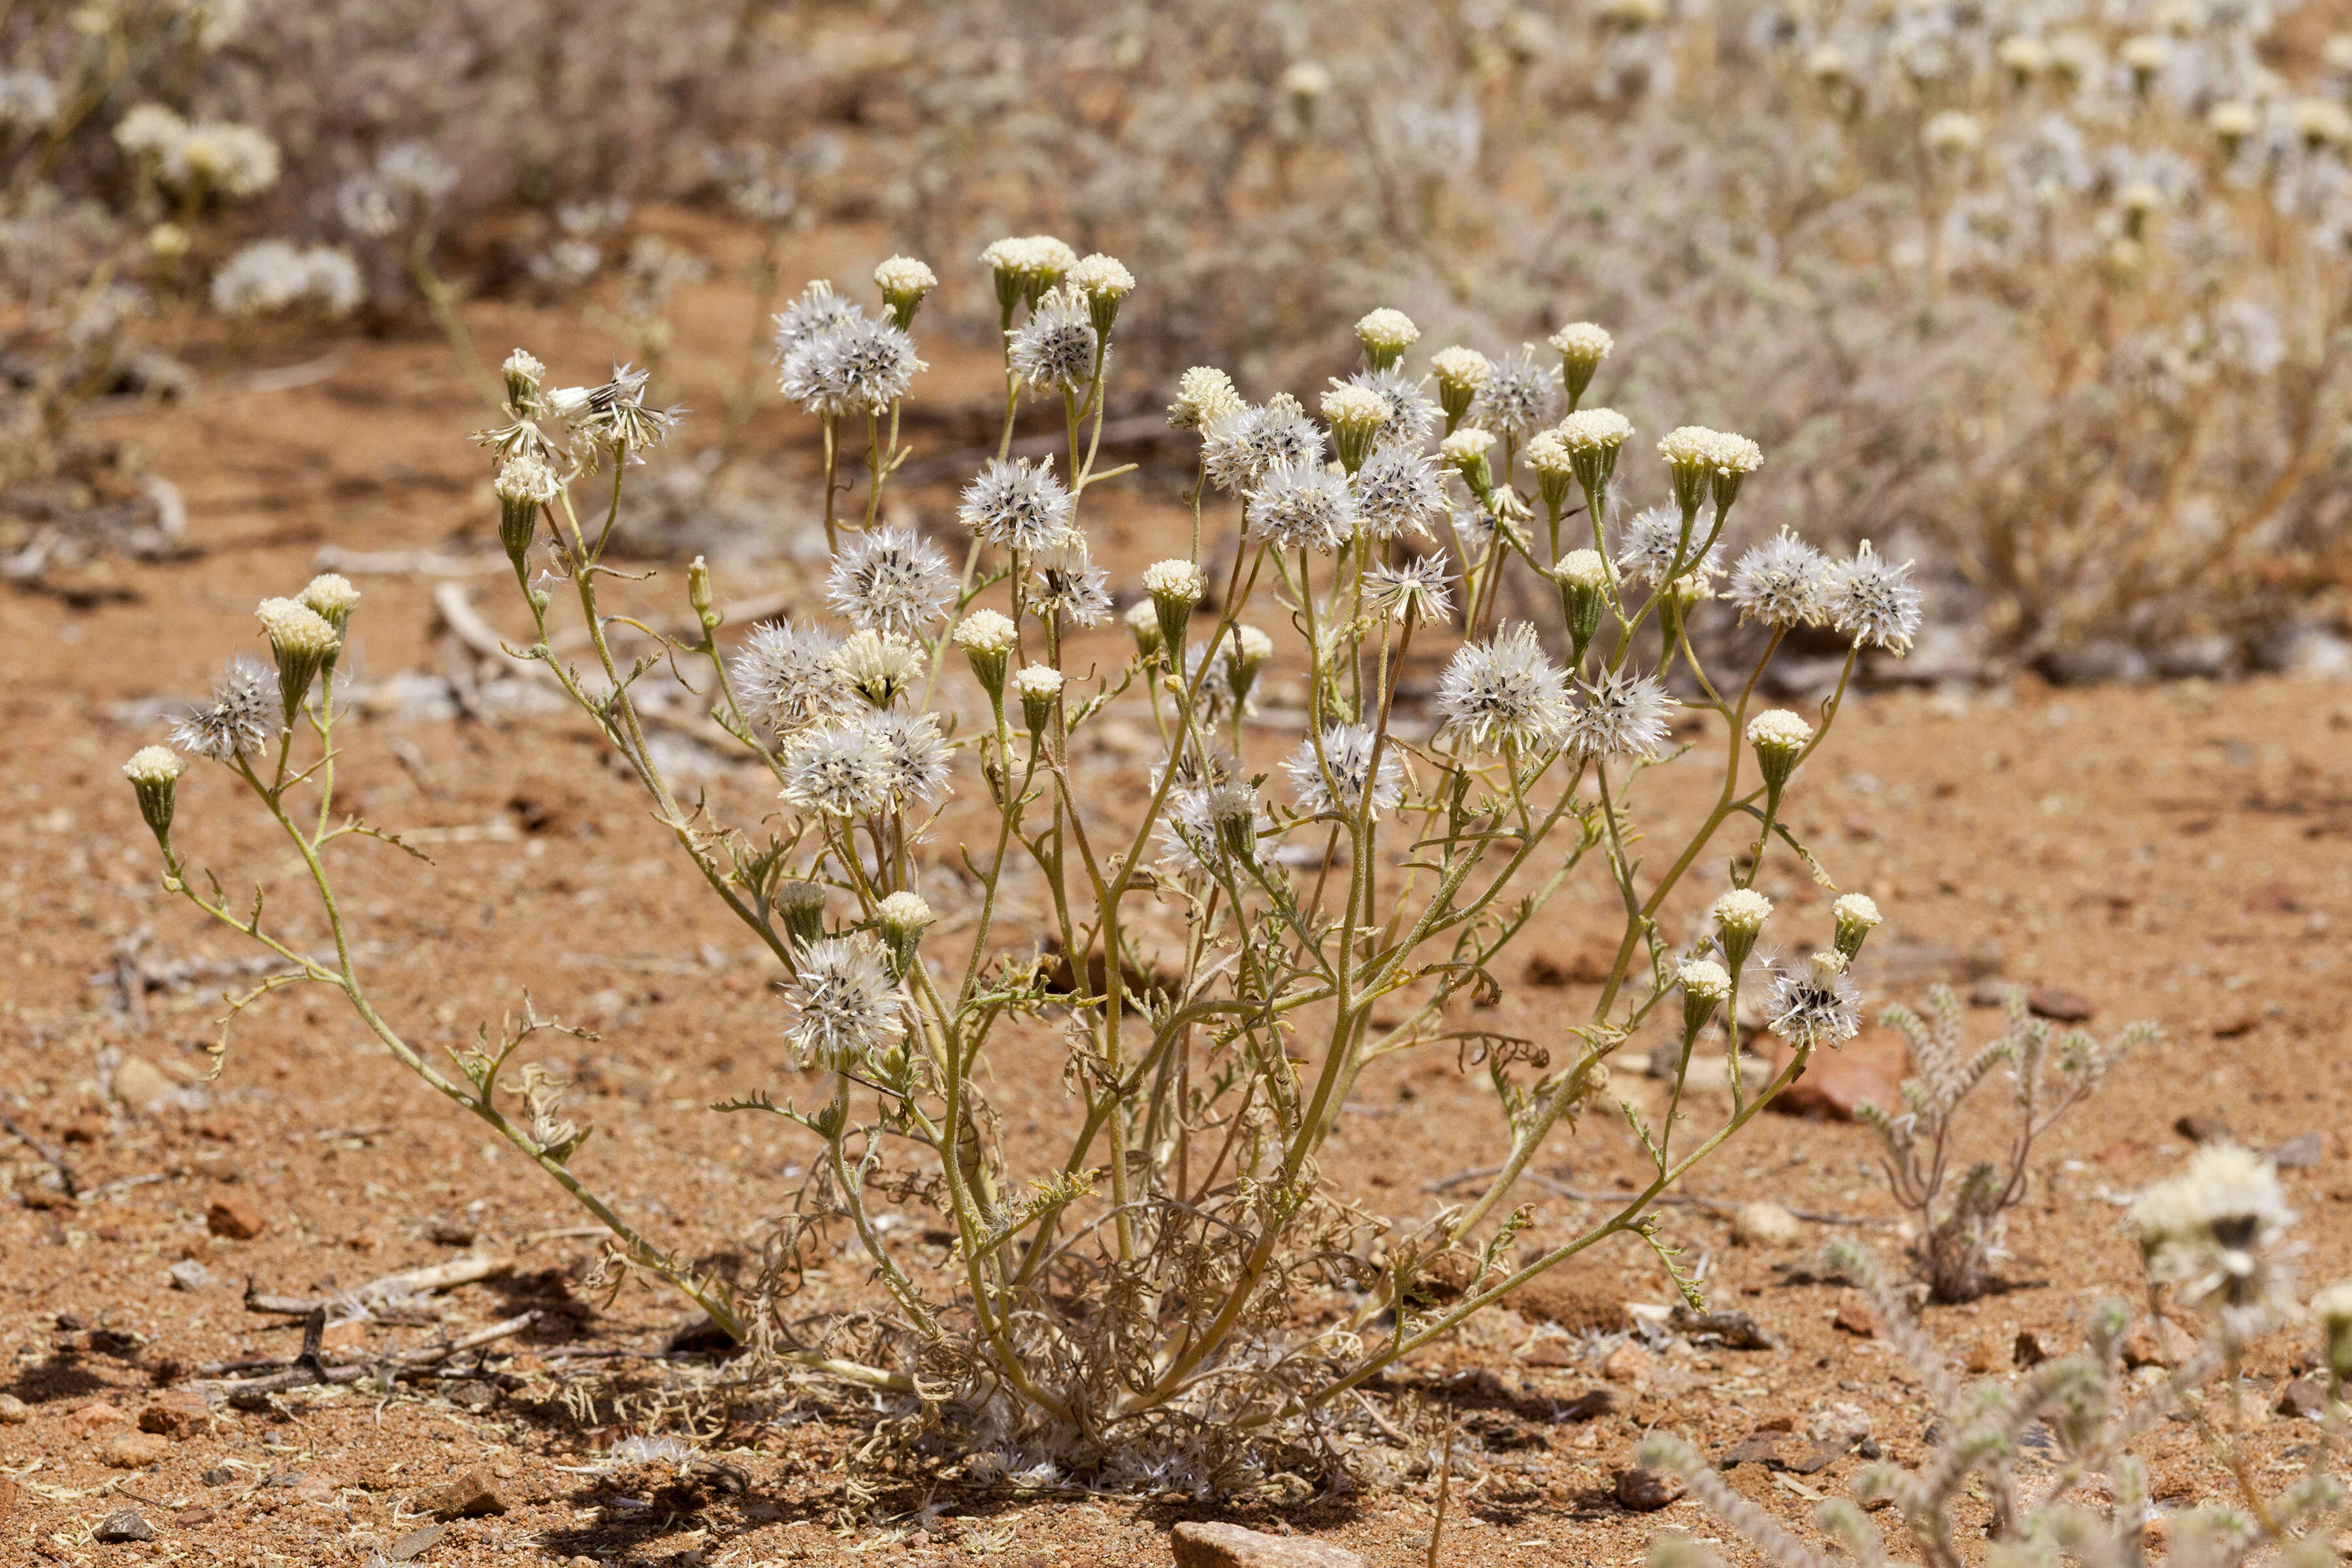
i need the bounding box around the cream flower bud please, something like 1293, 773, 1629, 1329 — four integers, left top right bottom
1806, 42, 1850, 82
1746, 708, 1814, 792
255, 596, 340, 720
299, 573, 359, 647
1125, 596, 1164, 659
1557, 406, 1633, 494
495, 452, 561, 564
1144, 557, 1208, 655
1558, 547, 1609, 659
124, 745, 185, 840
1680, 956, 1733, 1038
2316, 1280, 2352, 1380
1923, 110, 1983, 159
1169, 365, 1247, 431
1658, 424, 1720, 516
1713, 887, 1773, 934
1832, 892, 1882, 960
1547, 321, 1613, 406
1996, 35, 2049, 79
873, 254, 938, 329
502, 347, 546, 417
2120, 34, 2167, 77
2208, 100, 2258, 150
874, 889, 934, 975
777, 879, 828, 949
1281, 59, 1332, 101
1013, 663, 1064, 732
1354, 307, 1420, 370
953, 608, 1018, 702
1524, 431, 1576, 514
1558, 549, 1609, 589
1429, 345, 1492, 426
1321, 381, 1392, 472
1438, 427, 1496, 497
1069, 252, 1134, 334
1707, 430, 1763, 513
2295, 97, 2352, 147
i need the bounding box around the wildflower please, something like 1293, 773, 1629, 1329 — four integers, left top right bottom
1922, 110, 1983, 161
979, 234, 1077, 315
1320, 382, 1392, 473
114, 104, 184, 157
161, 122, 280, 198
1565, 670, 1677, 759
1354, 308, 1420, 370
1746, 708, 1814, 791
1996, 35, 2050, 82
1013, 664, 1064, 732
1348, 447, 1445, 543
864, 710, 953, 806
210, 241, 361, 318
1438, 427, 1497, 498
1558, 547, 1609, 658
785, 934, 906, 1070
2314, 1280, 2352, 1380
1765, 951, 1863, 1049
1247, 458, 1357, 553
1223, 625, 1273, 711
1365, 555, 1454, 624
1032, 535, 1114, 627
1555, 407, 1634, 494
1823, 542, 1922, 655
1448, 497, 1495, 561
1347, 365, 1439, 451
1281, 59, 1332, 103
1206, 782, 1264, 862
0, 71, 56, 130
952, 609, 1019, 706
1712, 887, 1772, 970
1202, 399, 1324, 493
2120, 33, 2168, 83
299, 574, 360, 642
1008, 283, 1100, 391
2294, 98, 2352, 149
1831, 892, 1881, 959
874, 890, 935, 975
123, 745, 185, 840
774, 280, 862, 356
495, 453, 561, 564
1618, 504, 1713, 589
557, 364, 679, 463
172, 655, 278, 761
1548, 322, 1613, 406
1284, 724, 1405, 819
1429, 345, 1492, 427
1144, 558, 1207, 655
1168, 366, 1247, 431
1706, 430, 1763, 512
2131, 1144, 2293, 1336
1125, 597, 1164, 661
958, 457, 1075, 551
2208, 101, 2258, 154
1436, 623, 1571, 751
502, 349, 547, 418
255, 596, 340, 721
1523, 433, 1576, 515
1469, 348, 1558, 440
826, 525, 956, 635
781, 723, 893, 817
780, 313, 924, 416
1679, 957, 1731, 1036
733, 621, 849, 732
1068, 252, 1134, 335
1806, 43, 1850, 83
1158, 785, 1266, 874
1725, 531, 1829, 628
833, 629, 923, 709
872, 255, 938, 330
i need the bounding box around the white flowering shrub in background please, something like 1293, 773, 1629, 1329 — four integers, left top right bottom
1644, 1144, 2351, 1568
883, 0, 2352, 667
139, 242, 1938, 1486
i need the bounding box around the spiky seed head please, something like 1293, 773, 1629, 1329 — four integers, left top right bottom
1354, 307, 1420, 369
832, 629, 923, 709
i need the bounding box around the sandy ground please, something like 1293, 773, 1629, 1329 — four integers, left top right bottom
2, 238, 2348, 1566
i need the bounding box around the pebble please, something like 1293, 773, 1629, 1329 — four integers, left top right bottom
2121, 1319, 2195, 1369
100, 1430, 171, 1469
387, 1524, 447, 1562
1615, 1466, 1686, 1511
206, 1189, 266, 1240
110, 1056, 176, 1115
1832, 1296, 1876, 1338
1731, 1201, 1800, 1247
2273, 1134, 2324, 1170
140, 1390, 214, 1439
2174, 1113, 2231, 1145
1601, 1341, 1659, 1386
2276, 1379, 2327, 1420
65, 1401, 128, 1438
168, 1258, 212, 1292
419, 1467, 510, 1520
2025, 988, 2094, 1023
2012, 1328, 2052, 1367
1170, 1522, 1365, 1567
0, 1394, 28, 1424
93, 1509, 155, 1543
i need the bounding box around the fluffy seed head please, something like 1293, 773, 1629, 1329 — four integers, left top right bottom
1726, 531, 1830, 627
1565, 671, 1678, 759
1351, 446, 1448, 540
958, 456, 1075, 551
1823, 541, 1923, 655
1201, 399, 1324, 493
1469, 348, 1558, 440
1007, 283, 1099, 390
781, 723, 892, 817
171, 655, 278, 760
1284, 723, 1407, 820
826, 525, 956, 635
864, 710, 953, 806
1764, 951, 1863, 1049
734, 621, 849, 732
1247, 457, 1358, 552
1437, 621, 1572, 751
785, 934, 905, 1069
1348, 365, 1439, 450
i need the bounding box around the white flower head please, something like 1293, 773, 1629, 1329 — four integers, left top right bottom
1429, 346, 1492, 393
826, 525, 956, 634
781, 723, 892, 817
1284, 723, 1406, 819
832, 629, 924, 709
785, 934, 906, 1070
734, 621, 850, 732
1712, 888, 1773, 934
1556, 407, 1634, 452
1031, 534, 1114, 627
1348, 365, 1439, 450
1558, 549, 1609, 590
1565, 670, 1678, 759
2130, 1144, 2294, 1333
1365, 555, 1455, 624
959, 457, 1075, 551
863, 710, 953, 806
1824, 542, 1923, 655
872, 255, 939, 298
1548, 321, 1614, 368
1437, 428, 1495, 466
952, 608, 1018, 655
1169, 366, 1247, 431
1007, 282, 1099, 390
1247, 457, 1358, 553
1143, 559, 1208, 602
1355, 308, 1420, 355
1436, 622, 1571, 751
780, 313, 924, 416
1202, 399, 1324, 493
1352, 446, 1448, 540
1726, 531, 1829, 627
1746, 709, 1814, 753
1068, 252, 1134, 299
1764, 950, 1862, 1049
1469, 347, 1558, 439
124, 745, 186, 787
1679, 958, 1732, 1003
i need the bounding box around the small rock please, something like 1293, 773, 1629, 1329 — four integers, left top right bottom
1615, 1466, 1686, 1511
205, 1190, 265, 1240
1769, 1033, 1907, 1121
428, 1222, 477, 1247
1548, 1389, 1616, 1423
2141, 1515, 2172, 1551
2025, 988, 2094, 1024
419, 1467, 508, 1520
1963, 1335, 2004, 1374
100, 1430, 171, 1469
2210, 1011, 2258, 1039
1832, 1296, 1876, 1338
2173, 1113, 2231, 1145
1720, 1434, 1785, 1469
1601, 1341, 1659, 1386
93, 1509, 155, 1543
1509, 1266, 1629, 1333
2244, 881, 2301, 915
1667, 1304, 1778, 1350
1170, 1521, 1365, 1567
2273, 1134, 2325, 1170
0, 1394, 28, 1424
111, 1056, 176, 1115
2013, 1329, 2052, 1368
1731, 1201, 1801, 1247
140, 1390, 213, 1439
202, 1466, 237, 1486
168, 1258, 212, 1292
173, 1505, 214, 1527
65, 1401, 128, 1438
445, 1380, 498, 1413
1784, 1439, 1848, 1475
387, 1523, 448, 1562
2122, 1320, 2195, 1369
2276, 1379, 2327, 1419
1967, 979, 2012, 1009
